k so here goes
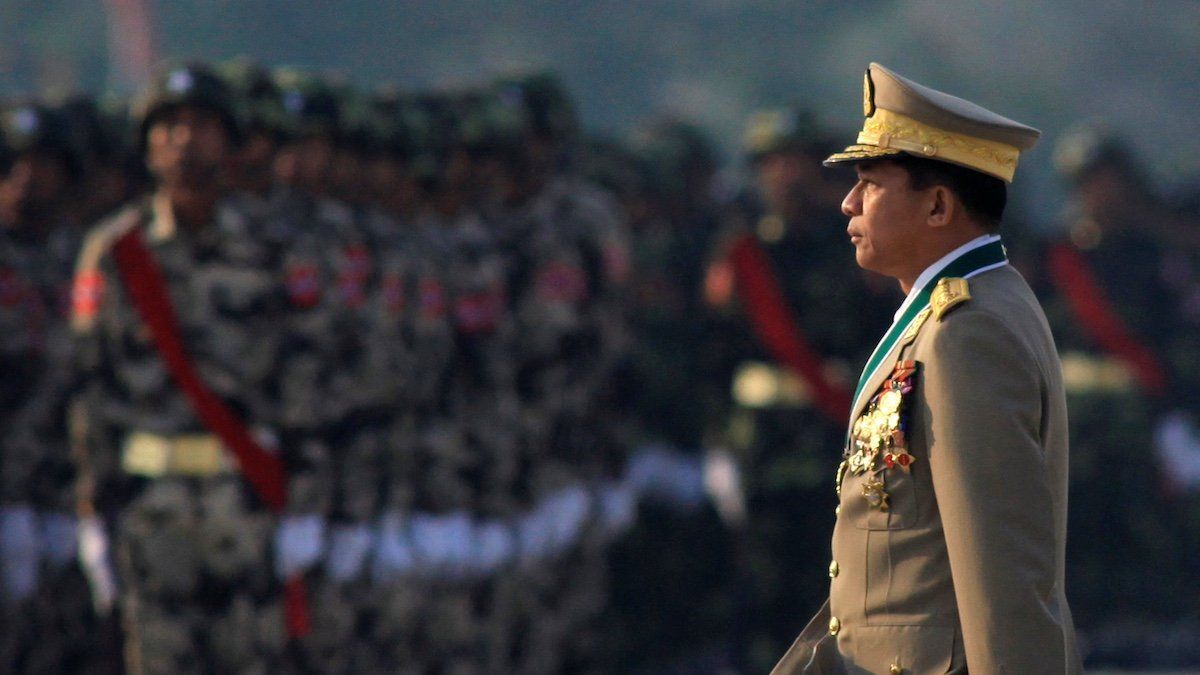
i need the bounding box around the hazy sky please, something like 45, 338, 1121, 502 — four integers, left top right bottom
2, 0, 1197, 221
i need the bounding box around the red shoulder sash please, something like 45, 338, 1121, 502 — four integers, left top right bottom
728, 233, 852, 424
111, 226, 311, 636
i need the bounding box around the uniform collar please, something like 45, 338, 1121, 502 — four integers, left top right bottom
892, 233, 1001, 324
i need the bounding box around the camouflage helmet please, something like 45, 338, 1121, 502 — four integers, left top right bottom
363, 86, 417, 160
743, 105, 822, 161
134, 62, 242, 148
326, 75, 377, 154
53, 95, 121, 168
368, 86, 460, 167
0, 101, 82, 178
491, 72, 578, 143
1053, 121, 1140, 185
628, 116, 716, 196
455, 87, 528, 157
578, 133, 648, 200
273, 67, 341, 141
405, 92, 462, 183
218, 57, 289, 139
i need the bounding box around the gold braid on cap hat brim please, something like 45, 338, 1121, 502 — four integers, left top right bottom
828, 109, 1021, 182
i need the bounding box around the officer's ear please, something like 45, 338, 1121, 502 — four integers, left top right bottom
925, 184, 955, 229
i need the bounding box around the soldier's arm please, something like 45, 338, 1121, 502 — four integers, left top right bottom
921, 309, 1069, 674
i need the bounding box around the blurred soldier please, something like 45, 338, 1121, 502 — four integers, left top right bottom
268, 68, 392, 673
625, 117, 724, 449
70, 64, 303, 674
366, 88, 522, 672
362, 87, 426, 224
702, 105, 896, 671
218, 58, 288, 203
56, 94, 146, 230
1032, 124, 1200, 651
600, 117, 740, 671
444, 73, 632, 673
0, 101, 96, 672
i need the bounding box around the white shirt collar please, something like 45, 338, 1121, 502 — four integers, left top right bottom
892, 233, 1002, 323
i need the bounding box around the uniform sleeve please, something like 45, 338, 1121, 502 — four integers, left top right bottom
922, 309, 1069, 674
69, 237, 123, 516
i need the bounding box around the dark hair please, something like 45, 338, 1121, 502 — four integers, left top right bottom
889, 154, 1007, 232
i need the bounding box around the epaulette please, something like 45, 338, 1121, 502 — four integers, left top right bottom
931, 277, 971, 321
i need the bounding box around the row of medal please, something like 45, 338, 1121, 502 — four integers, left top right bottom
837, 360, 919, 511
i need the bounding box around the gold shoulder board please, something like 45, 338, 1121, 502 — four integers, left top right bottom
931, 277, 971, 321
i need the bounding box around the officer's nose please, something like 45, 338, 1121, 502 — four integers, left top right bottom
841, 182, 862, 218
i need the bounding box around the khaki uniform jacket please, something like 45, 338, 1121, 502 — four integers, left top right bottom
774, 265, 1082, 674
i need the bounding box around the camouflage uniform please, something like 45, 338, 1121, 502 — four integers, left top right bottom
368, 93, 508, 670
481, 83, 632, 670
0, 102, 106, 673
599, 118, 741, 671
70, 65, 301, 674
264, 72, 397, 672
72, 196, 290, 674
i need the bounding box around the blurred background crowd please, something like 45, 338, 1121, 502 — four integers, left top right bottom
2, 2, 1200, 674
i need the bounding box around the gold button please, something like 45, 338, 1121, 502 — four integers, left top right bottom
890, 663, 903, 675
828, 616, 840, 636
829, 561, 839, 578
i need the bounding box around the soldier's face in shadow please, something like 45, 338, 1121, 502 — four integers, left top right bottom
145, 106, 231, 190
841, 161, 930, 283
0, 151, 71, 227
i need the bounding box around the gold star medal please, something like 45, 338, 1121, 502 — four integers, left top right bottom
862, 476, 889, 511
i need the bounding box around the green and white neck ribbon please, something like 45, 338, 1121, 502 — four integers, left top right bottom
849, 236, 1008, 427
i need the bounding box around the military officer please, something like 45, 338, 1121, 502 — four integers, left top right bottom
772, 64, 1081, 674
0, 101, 94, 673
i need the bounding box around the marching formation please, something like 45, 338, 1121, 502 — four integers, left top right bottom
0, 58, 1199, 672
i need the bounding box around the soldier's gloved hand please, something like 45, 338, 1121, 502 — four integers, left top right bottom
704, 448, 748, 528
371, 510, 415, 583
439, 511, 474, 579
542, 485, 591, 555
0, 504, 40, 603
78, 515, 117, 614
516, 502, 555, 563
325, 523, 374, 583
274, 513, 327, 581
410, 511, 474, 577
597, 479, 637, 539
39, 511, 78, 570
1155, 411, 1200, 493
473, 519, 516, 576
628, 444, 705, 509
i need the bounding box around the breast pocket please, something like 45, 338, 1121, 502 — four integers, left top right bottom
852, 465, 919, 530
844, 624, 957, 674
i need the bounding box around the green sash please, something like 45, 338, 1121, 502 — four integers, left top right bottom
850, 240, 1008, 418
